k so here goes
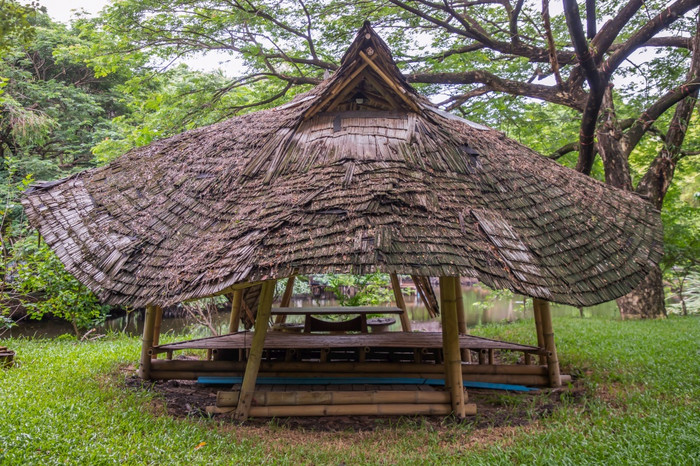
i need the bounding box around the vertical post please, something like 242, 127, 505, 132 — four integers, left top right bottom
533, 298, 546, 365
274, 276, 296, 324
454, 276, 471, 362
390, 273, 412, 331
234, 280, 276, 421
138, 305, 157, 380
534, 298, 561, 387
228, 290, 243, 333
439, 276, 466, 418
152, 306, 163, 356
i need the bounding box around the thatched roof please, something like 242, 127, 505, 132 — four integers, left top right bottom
22, 23, 662, 308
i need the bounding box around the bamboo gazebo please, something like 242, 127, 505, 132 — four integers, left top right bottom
22, 23, 662, 420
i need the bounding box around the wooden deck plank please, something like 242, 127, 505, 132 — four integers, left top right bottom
157, 332, 538, 352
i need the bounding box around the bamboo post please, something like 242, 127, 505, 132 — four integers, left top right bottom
534, 298, 561, 387
228, 290, 243, 333
234, 280, 276, 421
275, 276, 296, 324
454, 276, 471, 362
533, 298, 546, 365
152, 306, 163, 358
390, 273, 412, 331
439, 276, 467, 418
138, 305, 158, 379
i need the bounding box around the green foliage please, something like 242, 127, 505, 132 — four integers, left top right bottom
472, 288, 518, 313
1, 233, 109, 335
0, 0, 42, 59
274, 276, 311, 299
91, 66, 255, 164
0, 14, 130, 179
667, 272, 700, 316
321, 272, 393, 307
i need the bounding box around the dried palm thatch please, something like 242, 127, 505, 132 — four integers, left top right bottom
22, 22, 662, 309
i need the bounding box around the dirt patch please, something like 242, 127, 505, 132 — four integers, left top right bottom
120, 365, 589, 433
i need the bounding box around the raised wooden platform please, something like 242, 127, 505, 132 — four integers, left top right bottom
156, 331, 539, 352
148, 331, 560, 387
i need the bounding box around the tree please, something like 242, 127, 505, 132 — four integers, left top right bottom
77, 0, 700, 317
0, 12, 263, 332
0, 0, 42, 59
0, 14, 130, 333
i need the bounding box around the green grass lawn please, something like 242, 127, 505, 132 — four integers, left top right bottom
1, 316, 699, 465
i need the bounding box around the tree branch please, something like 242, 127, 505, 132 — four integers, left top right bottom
408, 70, 586, 108
541, 0, 563, 86
549, 141, 579, 159
590, 0, 645, 61
603, 0, 700, 78
623, 78, 700, 153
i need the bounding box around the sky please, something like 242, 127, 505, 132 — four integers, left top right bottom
39, 0, 241, 75
39, 0, 111, 24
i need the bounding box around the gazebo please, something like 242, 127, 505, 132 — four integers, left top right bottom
22, 23, 662, 420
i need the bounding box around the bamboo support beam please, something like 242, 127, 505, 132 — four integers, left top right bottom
533, 299, 546, 365
390, 273, 412, 331
440, 276, 467, 418
150, 359, 549, 375
150, 370, 565, 386
534, 298, 561, 387
138, 305, 158, 379
454, 276, 471, 363
358, 50, 421, 113
211, 403, 469, 417
274, 276, 296, 325
234, 280, 276, 421
217, 390, 451, 407
228, 290, 243, 333
152, 306, 163, 356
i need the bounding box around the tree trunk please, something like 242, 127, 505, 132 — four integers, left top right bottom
616, 266, 666, 319
619, 15, 699, 318
598, 13, 700, 319
592, 90, 666, 318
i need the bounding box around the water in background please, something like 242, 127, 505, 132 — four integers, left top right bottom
5, 285, 618, 339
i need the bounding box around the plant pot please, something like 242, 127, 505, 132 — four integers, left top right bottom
367, 317, 396, 333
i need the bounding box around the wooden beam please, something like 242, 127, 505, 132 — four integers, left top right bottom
228, 290, 243, 333
274, 276, 296, 325
214, 280, 266, 298
390, 273, 412, 331
454, 276, 471, 362
358, 50, 421, 113
234, 280, 276, 421
152, 305, 163, 354
440, 276, 468, 418
217, 390, 451, 407
150, 370, 562, 386
303, 59, 371, 118
138, 305, 158, 379
324, 72, 369, 112
151, 359, 549, 375
211, 403, 468, 417
533, 298, 546, 365
362, 72, 405, 110
534, 299, 561, 387
412, 275, 439, 317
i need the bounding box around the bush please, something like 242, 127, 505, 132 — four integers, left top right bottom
0, 233, 109, 335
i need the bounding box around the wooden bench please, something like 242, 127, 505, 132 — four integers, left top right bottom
270, 306, 404, 333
